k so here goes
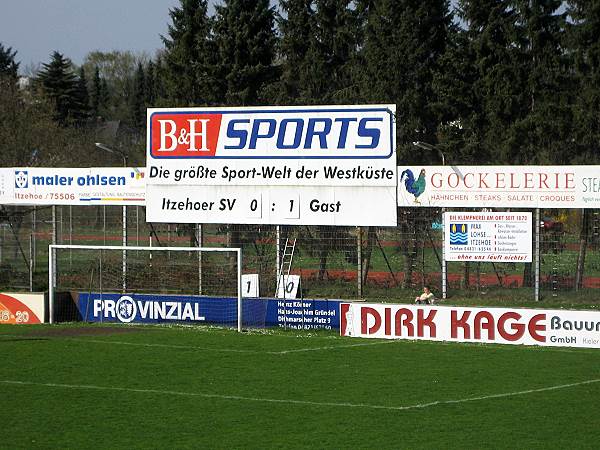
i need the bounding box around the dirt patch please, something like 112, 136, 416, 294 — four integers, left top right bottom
25, 326, 151, 338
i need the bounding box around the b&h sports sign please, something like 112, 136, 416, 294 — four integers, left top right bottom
145, 105, 397, 226
341, 303, 600, 349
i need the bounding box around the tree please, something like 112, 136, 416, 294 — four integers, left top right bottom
300, 0, 359, 104
89, 66, 103, 118
0, 42, 19, 79
508, 0, 573, 164
276, 0, 314, 104
161, 0, 217, 105
455, 1, 525, 164
358, 0, 452, 163
35, 51, 80, 125
214, 0, 277, 105
131, 62, 146, 130
0, 76, 101, 167
567, 0, 600, 164
82, 50, 147, 122
73, 66, 91, 124
432, 27, 481, 163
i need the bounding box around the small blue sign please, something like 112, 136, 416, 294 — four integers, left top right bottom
14, 170, 28, 188
449, 223, 468, 245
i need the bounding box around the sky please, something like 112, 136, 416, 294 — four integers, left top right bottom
0, 0, 192, 71
2, 1, 467, 74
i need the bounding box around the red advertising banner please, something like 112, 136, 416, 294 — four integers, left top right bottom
341, 303, 600, 349
0, 293, 45, 324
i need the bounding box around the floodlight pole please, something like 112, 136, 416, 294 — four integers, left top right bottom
412, 141, 447, 299
412, 141, 446, 166
95, 142, 128, 292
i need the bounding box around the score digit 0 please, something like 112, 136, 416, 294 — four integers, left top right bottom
247, 196, 262, 218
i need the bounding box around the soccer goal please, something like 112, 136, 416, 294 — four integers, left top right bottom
48, 244, 266, 331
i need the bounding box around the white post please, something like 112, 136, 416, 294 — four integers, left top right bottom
442, 212, 447, 299
48, 245, 54, 324
122, 205, 127, 292
535, 208, 540, 301
237, 248, 242, 332
69, 205, 73, 268
103, 205, 106, 245
196, 224, 203, 295
29, 234, 33, 292
32, 206, 36, 271
52, 206, 57, 289
276, 225, 281, 281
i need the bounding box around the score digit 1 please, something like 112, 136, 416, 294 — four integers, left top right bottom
284, 195, 300, 219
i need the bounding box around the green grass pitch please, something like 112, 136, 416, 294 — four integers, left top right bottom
1, 323, 599, 449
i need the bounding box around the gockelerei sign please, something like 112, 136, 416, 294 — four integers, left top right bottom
398, 165, 600, 208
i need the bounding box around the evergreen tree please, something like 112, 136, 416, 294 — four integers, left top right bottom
73, 66, 91, 124
162, 0, 216, 105
213, 0, 277, 105
300, 0, 359, 104
567, 0, 600, 163
432, 26, 481, 163
145, 60, 156, 105
277, 0, 314, 104
457, 0, 525, 164
359, 0, 452, 163
90, 66, 102, 118
131, 62, 147, 129
0, 43, 19, 79
509, 0, 573, 164
36, 51, 79, 125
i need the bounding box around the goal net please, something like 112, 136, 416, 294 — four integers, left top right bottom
48, 244, 267, 331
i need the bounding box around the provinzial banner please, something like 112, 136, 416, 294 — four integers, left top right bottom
398, 165, 600, 208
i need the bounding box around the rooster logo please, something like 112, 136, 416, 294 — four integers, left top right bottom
400, 168, 426, 204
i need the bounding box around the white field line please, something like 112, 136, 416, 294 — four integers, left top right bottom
64, 338, 398, 354
1, 333, 599, 355
1, 378, 599, 412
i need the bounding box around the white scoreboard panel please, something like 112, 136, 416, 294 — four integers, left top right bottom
145, 105, 397, 226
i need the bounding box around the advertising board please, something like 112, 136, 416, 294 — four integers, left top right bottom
398, 165, 600, 208
444, 212, 532, 262
341, 302, 600, 348
78, 293, 340, 330
0, 167, 145, 206
0, 292, 46, 324
145, 105, 397, 226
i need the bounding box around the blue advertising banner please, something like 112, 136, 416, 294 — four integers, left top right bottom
78, 293, 340, 330
265, 298, 341, 330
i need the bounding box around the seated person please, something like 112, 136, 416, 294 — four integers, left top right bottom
415, 285, 436, 304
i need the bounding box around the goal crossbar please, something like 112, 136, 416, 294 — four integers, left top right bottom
48, 244, 242, 331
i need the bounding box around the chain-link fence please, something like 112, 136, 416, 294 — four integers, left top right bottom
1, 205, 599, 302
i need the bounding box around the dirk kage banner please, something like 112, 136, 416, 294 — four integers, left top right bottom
340, 302, 600, 349
0, 167, 145, 206
398, 165, 600, 208
145, 105, 397, 226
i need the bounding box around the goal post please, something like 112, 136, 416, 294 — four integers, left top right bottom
48, 244, 253, 331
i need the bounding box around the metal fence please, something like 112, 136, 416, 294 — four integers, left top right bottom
1, 204, 599, 302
